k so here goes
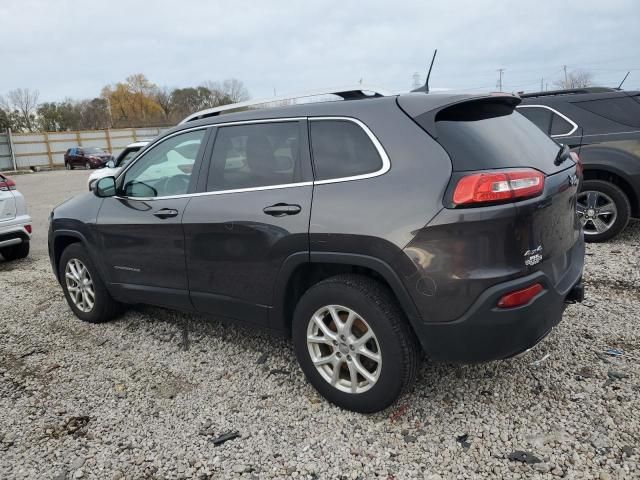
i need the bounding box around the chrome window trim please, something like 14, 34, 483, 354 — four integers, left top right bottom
114, 116, 390, 201
517, 104, 579, 137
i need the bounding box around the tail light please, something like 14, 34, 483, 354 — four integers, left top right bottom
453, 168, 544, 206
570, 151, 582, 176
497, 283, 543, 308
24, 225, 32, 234
0, 176, 16, 191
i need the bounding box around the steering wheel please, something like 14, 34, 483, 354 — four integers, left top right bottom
164, 174, 190, 195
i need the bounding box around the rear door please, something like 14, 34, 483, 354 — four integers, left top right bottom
183, 120, 313, 327
0, 174, 16, 222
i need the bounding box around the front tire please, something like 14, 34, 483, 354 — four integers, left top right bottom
84, 161, 91, 170
59, 243, 122, 323
0, 241, 29, 260
292, 274, 420, 413
578, 180, 631, 242
66, 162, 73, 170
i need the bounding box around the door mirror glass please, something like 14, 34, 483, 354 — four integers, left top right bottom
95, 176, 116, 197
106, 160, 115, 168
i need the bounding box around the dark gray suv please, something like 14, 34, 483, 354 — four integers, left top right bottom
48, 88, 585, 412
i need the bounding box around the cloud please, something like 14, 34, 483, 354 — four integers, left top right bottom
1, 0, 638, 102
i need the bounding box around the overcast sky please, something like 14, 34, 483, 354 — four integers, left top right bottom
1, 0, 638, 102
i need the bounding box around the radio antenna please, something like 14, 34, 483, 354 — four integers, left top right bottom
617, 71, 630, 89
423, 49, 438, 94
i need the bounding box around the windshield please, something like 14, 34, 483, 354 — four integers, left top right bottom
117, 148, 141, 168
85, 147, 106, 154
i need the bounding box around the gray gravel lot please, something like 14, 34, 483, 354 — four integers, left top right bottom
1, 170, 639, 479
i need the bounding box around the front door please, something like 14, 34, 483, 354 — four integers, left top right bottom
96, 128, 209, 310
183, 120, 313, 327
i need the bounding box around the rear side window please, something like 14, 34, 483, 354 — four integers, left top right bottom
518, 106, 575, 136
574, 96, 640, 128
518, 107, 552, 133
430, 100, 562, 175
207, 122, 302, 192
309, 120, 382, 181
550, 114, 574, 136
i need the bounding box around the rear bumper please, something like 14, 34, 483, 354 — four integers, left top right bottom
0, 214, 31, 248
419, 238, 584, 363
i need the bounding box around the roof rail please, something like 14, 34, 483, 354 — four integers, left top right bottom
179, 85, 393, 124
520, 87, 617, 98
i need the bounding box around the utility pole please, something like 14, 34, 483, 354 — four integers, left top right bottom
563, 65, 568, 87
540, 77, 544, 92
497, 68, 505, 91
412, 72, 421, 90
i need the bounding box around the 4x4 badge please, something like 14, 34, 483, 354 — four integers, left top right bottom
524, 245, 543, 266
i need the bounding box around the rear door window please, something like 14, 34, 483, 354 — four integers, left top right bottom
309, 120, 383, 181
574, 96, 640, 128
206, 122, 302, 192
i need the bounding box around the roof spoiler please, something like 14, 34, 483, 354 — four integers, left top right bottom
406, 93, 520, 138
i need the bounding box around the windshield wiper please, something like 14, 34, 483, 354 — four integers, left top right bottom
554, 144, 570, 166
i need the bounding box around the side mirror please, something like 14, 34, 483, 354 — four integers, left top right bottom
95, 176, 116, 197
106, 160, 115, 168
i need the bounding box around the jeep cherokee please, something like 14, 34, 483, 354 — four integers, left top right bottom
49, 87, 585, 412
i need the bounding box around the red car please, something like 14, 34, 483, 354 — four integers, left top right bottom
64, 147, 114, 170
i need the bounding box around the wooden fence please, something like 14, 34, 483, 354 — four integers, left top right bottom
6, 126, 171, 170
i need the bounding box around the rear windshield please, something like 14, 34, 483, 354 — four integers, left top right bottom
430, 101, 562, 174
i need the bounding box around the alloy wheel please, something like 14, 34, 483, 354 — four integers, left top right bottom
65, 258, 95, 313
306, 305, 382, 394
576, 190, 617, 236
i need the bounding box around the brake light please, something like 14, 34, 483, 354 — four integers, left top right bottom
570, 151, 582, 176
497, 283, 544, 308
24, 225, 32, 234
0, 176, 16, 191
453, 169, 544, 206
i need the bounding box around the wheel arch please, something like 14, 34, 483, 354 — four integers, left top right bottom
52, 230, 88, 282
582, 166, 639, 217
579, 145, 640, 217
271, 252, 422, 338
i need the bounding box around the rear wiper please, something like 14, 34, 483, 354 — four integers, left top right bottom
554, 144, 570, 166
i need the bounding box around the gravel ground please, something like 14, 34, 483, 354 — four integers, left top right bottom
1, 222, 639, 480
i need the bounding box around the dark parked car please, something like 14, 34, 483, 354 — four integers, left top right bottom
48, 87, 584, 412
518, 87, 640, 241
64, 146, 113, 170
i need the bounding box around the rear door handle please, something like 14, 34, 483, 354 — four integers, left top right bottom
263, 203, 302, 217
153, 208, 179, 219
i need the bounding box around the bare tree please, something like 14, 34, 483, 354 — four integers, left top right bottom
555, 69, 593, 89
6, 88, 39, 131
153, 86, 173, 120
222, 78, 250, 103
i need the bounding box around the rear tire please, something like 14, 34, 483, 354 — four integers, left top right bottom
578, 179, 631, 242
0, 241, 29, 260
292, 274, 420, 413
59, 243, 123, 323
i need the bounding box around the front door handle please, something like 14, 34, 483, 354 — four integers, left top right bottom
263, 203, 302, 217
153, 208, 179, 219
